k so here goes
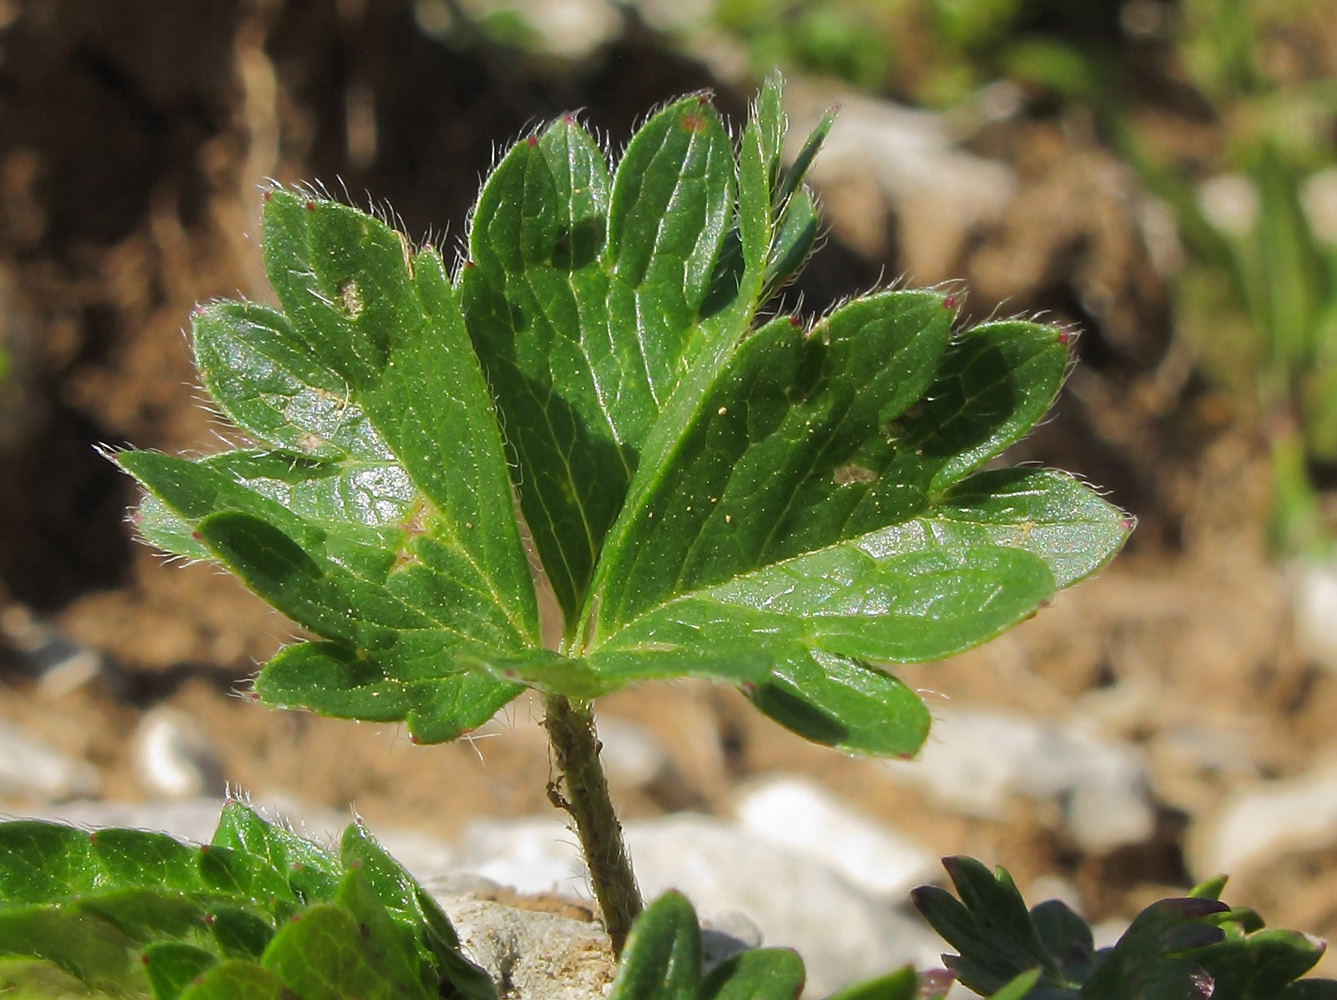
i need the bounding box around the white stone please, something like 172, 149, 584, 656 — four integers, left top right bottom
733, 774, 937, 898
595, 715, 671, 791
1197, 173, 1258, 237
455, 816, 591, 900
134, 706, 225, 799
0, 720, 100, 802
885, 705, 1156, 853
1301, 166, 1337, 246
1191, 764, 1337, 878
1289, 560, 1337, 673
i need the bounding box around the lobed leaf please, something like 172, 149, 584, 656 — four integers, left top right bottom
121, 76, 1132, 758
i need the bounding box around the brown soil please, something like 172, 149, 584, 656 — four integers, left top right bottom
1, 0, 1335, 980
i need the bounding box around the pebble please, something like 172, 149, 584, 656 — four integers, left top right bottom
134, 706, 225, 799
1191, 764, 1337, 878
594, 714, 672, 791
884, 705, 1156, 854
0, 720, 100, 802
733, 774, 937, 898
0, 604, 107, 698
1289, 560, 1337, 673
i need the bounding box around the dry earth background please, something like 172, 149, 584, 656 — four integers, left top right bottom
2, 0, 1337, 987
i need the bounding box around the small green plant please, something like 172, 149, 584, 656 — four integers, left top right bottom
112, 74, 1128, 952
112, 72, 1128, 951
0, 76, 1249, 1000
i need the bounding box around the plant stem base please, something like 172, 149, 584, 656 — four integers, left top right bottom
543, 692, 643, 955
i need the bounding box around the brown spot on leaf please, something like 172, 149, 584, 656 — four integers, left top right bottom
338, 279, 363, 319
834, 464, 877, 485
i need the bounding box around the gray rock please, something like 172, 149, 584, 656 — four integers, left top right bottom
436, 893, 615, 1000
885, 705, 1156, 853
626, 814, 945, 997
733, 775, 937, 898
0, 720, 100, 802
454, 811, 945, 996
0, 604, 107, 697
700, 909, 764, 972
456, 816, 590, 899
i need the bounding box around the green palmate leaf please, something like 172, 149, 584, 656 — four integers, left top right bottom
121, 74, 1130, 758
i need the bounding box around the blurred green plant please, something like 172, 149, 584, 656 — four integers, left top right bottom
1139, 0, 1337, 557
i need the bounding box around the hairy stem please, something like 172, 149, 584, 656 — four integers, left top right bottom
543, 692, 643, 955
